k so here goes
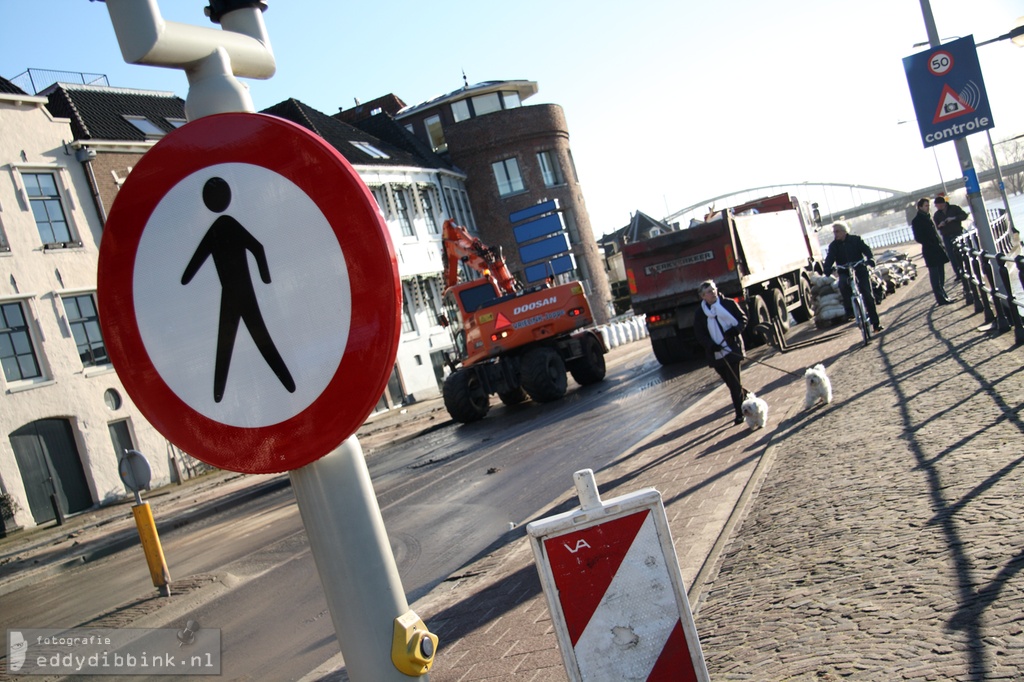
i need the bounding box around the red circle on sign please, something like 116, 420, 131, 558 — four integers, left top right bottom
98, 113, 400, 474
928, 50, 953, 76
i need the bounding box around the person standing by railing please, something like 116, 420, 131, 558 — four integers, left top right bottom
911, 198, 953, 306
933, 194, 968, 281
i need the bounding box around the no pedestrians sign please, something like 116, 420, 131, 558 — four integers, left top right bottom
98, 113, 401, 474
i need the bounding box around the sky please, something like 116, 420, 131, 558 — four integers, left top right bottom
2, 0, 1023, 236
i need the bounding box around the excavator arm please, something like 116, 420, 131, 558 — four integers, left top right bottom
442, 219, 519, 294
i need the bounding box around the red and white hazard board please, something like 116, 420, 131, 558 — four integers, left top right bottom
527, 474, 709, 682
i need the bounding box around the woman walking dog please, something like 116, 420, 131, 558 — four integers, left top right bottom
694, 280, 749, 425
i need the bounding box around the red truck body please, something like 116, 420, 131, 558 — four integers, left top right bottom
621, 193, 823, 364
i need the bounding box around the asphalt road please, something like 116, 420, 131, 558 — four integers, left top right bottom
1, 340, 726, 680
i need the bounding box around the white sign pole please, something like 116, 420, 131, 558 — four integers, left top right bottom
290, 436, 424, 681
102, 4, 432, 678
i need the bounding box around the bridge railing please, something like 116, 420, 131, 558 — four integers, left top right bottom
863, 226, 915, 250
955, 213, 1024, 345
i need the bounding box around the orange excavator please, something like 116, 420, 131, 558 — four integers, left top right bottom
439, 219, 607, 423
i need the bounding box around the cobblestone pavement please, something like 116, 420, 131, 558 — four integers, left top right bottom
698, 274, 1024, 681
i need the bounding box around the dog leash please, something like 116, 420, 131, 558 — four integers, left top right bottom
718, 341, 803, 379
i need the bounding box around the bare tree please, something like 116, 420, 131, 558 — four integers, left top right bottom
973, 136, 1024, 198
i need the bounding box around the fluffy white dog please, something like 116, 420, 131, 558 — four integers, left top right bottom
804, 364, 833, 408
740, 392, 769, 430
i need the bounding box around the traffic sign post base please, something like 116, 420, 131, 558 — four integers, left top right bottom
290, 436, 435, 681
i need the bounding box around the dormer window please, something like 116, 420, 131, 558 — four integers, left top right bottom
350, 141, 390, 159
124, 115, 165, 138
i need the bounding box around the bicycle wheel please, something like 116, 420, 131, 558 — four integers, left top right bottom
852, 296, 870, 346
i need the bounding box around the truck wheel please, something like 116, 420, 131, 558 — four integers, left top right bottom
792, 276, 815, 324
769, 287, 791, 333
443, 369, 491, 423
498, 387, 529, 406
568, 334, 607, 386
520, 347, 568, 403
744, 294, 771, 348
650, 336, 687, 365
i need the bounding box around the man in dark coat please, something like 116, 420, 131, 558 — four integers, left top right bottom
822, 222, 883, 332
911, 197, 953, 305
933, 195, 969, 280
693, 280, 749, 425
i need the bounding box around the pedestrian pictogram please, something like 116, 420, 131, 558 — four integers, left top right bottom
181, 176, 296, 403
98, 112, 401, 474
528, 474, 709, 682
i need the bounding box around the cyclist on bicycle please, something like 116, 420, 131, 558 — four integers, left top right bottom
823, 222, 883, 333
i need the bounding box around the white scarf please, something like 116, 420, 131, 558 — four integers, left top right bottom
702, 299, 739, 360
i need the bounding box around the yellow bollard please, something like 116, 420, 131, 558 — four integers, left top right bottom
131, 502, 171, 597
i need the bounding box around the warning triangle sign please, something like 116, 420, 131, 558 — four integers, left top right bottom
932, 84, 974, 124
494, 312, 512, 330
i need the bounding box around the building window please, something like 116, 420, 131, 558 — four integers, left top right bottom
0, 301, 43, 382
124, 115, 165, 138
421, 188, 439, 234
24, 172, 74, 247
537, 151, 564, 187
401, 282, 416, 333
457, 190, 475, 229
394, 189, 414, 237
492, 158, 525, 196
421, 278, 442, 326
472, 93, 502, 116
0, 218, 9, 253
451, 99, 470, 122
165, 118, 187, 128
369, 186, 388, 217
425, 115, 446, 153
64, 293, 108, 367
350, 140, 390, 159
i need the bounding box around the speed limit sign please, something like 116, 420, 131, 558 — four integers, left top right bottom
928, 50, 953, 76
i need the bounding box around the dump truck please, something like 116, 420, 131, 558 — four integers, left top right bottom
438, 220, 607, 423
621, 193, 823, 364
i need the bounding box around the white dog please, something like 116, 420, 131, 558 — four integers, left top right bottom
804, 364, 833, 408
740, 392, 769, 430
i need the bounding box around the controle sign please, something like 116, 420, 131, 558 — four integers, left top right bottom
98, 113, 401, 474
903, 35, 994, 148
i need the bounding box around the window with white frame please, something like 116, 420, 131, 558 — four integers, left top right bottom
492, 158, 524, 196
0, 300, 44, 383
401, 282, 416, 333
23, 172, 76, 247
165, 118, 187, 129
63, 293, 108, 367
457, 190, 476, 229
421, 277, 443, 326
350, 140, 390, 159
472, 93, 502, 116
420, 187, 439, 234
425, 115, 446, 153
537, 150, 564, 187
394, 188, 414, 237
0, 217, 9, 252
451, 99, 470, 122
369, 186, 388, 217
124, 115, 166, 138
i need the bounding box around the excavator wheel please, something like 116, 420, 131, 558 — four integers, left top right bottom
520, 347, 568, 403
498, 387, 530, 406
568, 334, 607, 386
443, 369, 491, 423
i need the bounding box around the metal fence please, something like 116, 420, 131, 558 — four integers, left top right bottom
954, 210, 1024, 345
